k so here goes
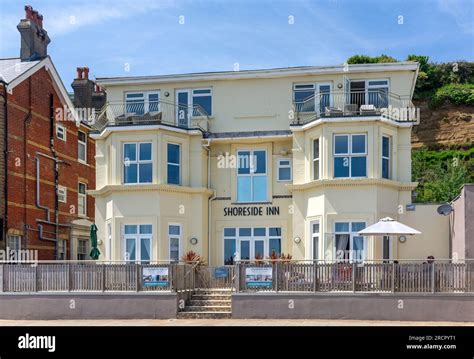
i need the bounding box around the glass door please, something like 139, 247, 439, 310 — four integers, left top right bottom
176, 90, 190, 127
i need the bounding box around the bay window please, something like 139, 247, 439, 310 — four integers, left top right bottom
237, 149, 267, 202
334, 221, 366, 262
313, 138, 320, 180
123, 142, 153, 184
334, 134, 367, 178
382, 135, 391, 179
124, 224, 152, 262
167, 143, 181, 185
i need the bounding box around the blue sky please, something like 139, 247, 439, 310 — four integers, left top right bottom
0, 0, 473, 90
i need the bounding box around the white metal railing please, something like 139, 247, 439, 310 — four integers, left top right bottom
292, 90, 417, 125
91, 99, 209, 133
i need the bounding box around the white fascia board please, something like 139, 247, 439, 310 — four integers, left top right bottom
96, 62, 420, 87
90, 124, 202, 140
290, 116, 414, 132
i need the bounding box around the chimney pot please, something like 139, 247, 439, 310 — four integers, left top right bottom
25, 5, 34, 21
83, 67, 89, 79
37, 14, 43, 28
76, 67, 83, 79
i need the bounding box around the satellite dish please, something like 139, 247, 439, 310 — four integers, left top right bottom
437, 204, 453, 216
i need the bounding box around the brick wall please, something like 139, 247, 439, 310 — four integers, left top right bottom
0, 85, 6, 247
6, 67, 95, 259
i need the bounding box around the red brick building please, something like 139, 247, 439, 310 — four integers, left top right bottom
0, 6, 102, 260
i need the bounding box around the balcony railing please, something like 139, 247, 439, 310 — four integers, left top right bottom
91, 99, 210, 133
292, 90, 417, 125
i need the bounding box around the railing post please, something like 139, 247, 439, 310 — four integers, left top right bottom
352, 262, 356, 293
313, 261, 317, 292
391, 262, 395, 293
136, 263, 140, 292
0, 264, 3, 292
102, 263, 106, 292
235, 262, 240, 292
35, 264, 39, 292
275, 262, 279, 293
67, 263, 71, 292
431, 262, 436, 294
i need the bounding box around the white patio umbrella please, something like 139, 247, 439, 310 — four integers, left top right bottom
358, 217, 421, 236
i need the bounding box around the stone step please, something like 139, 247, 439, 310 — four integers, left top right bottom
192, 294, 231, 301
194, 289, 234, 294
184, 305, 231, 312
177, 311, 232, 319
189, 299, 231, 306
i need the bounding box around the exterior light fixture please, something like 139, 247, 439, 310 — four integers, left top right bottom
398, 235, 407, 243
190, 237, 198, 245
294, 236, 301, 244
164, 91, 170, 97
337, 83, 343, 89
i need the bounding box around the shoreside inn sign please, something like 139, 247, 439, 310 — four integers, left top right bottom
224, 205, 280, 216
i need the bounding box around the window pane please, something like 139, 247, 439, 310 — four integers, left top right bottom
193, 89, 211, 94
140, 225, 152, 234
313, 159, 320, 180
78, 131, 86, 142
167, 164, 180, 185
334, 157, 350, 177
351, 222, 366, 232
353, 236, 365, 261
224, 228, 236, 237
124, 144, 137, 161
237, 176, 251, 202
382, 136, 390, 157
269, 227, 281, 236
124, 163, 138, 183
169, 225, 180, 235
237, 151, 251, 174
193, 95, 212, 115
294, 90, 315, 112
78, 143, 86, 161
141, 238, 151, 261
253, 228, 266, 236
334, 136, 349, 154
78, 183, 86, 194
382, 158, 390, 179
139, 163, 153, 183
313, 223, 320, 233
352, 135, 366, 154
126, 238, 136, 260
170, 238, 180, 260
254, 240, 264, 258
269, 238, 281, 256
313, 139, 320, 159
279, 160, 290, 166
254, 151, 266, 174
139, 143, 152, 161
125, 225, 137, 234
335, 222, 350, 232
313, 236, 319, 260
351, 157, 367, 177
252, 176, 267, 201
240, 241, 250, 260
167, 144, 180, 164
239, 228, 251, 236
224, 238, 236, 265
279, 167, 291, 181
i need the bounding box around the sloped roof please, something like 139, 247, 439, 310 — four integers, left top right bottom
0, 57, 40, 84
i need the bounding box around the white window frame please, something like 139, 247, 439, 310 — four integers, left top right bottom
78, 182, 87, 217
57, 239, 66, 260
123, 142, 153, 185
382, 135, 391, 179
123, 224, 153, 262
57, 185, 67, 203
78, 130, 87, 164
293, 83, 316, 113
333, 221, 367, 262
223, 227, 282, 262
7, 235, 22, 251
310, 220, 320, 260
313, 138, 320, 180
236, 149, 268, 203
333, 133, 367, 178
125, 91, 160, 115
277, 158, 292, 182
167, 143, 181, 185
293, 82, 333, 113
349, 79, 390, 106
176, 88, 213, 120
56, 123, 66, 141
77, 238, 88, 260
168, 223, 182, 261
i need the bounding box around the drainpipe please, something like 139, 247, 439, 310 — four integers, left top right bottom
0, 80, 8, 244
202, 139, 215, 265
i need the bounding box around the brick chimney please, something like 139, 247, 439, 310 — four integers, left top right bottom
17, 5, 51, 62
72, 67, 106, 110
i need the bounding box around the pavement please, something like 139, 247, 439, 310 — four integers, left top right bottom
0, 319, 472, 326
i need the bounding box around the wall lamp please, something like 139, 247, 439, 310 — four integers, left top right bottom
294, 236, 301, 244
190, 237, 198, 245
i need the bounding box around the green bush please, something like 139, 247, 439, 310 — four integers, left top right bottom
346, 54, 398, 64
430, 83, 474, 107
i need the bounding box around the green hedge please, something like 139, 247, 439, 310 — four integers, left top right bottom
431, 83, 474, 107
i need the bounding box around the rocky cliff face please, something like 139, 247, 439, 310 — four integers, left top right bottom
411, 100, 474, 148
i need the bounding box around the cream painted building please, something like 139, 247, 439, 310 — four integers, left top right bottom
89, 62, 449, 265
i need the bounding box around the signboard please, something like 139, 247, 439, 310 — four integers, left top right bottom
224, 206, 280, 216
142, 267, 169, 287
245, 267, 273, 288
214, 267, 229, 278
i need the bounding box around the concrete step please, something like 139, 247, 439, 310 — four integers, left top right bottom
177, 311, 232, 319
192, 294, 231, 301
184, 305, 231, 312
189, 299, 231, 306
194, 289, 234, 294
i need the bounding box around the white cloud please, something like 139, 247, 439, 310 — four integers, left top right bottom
437, 0, 473, 34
